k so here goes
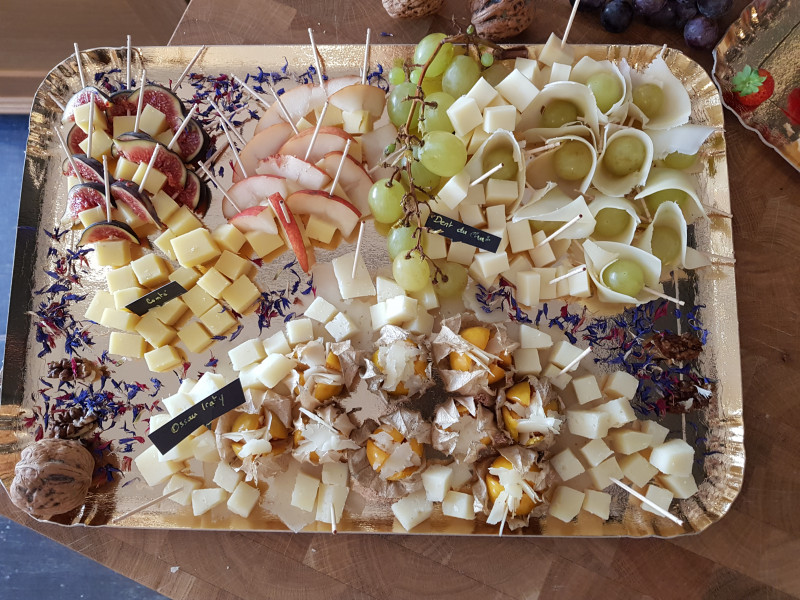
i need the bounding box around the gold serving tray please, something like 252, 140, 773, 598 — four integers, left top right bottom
0, 44, 742, 536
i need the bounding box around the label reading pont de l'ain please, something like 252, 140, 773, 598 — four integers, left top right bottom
125, 281, 187, 316
148, 379, 246, 455
424, 212, 502, 253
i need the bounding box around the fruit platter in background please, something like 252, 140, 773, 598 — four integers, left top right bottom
713, 0, 800, 171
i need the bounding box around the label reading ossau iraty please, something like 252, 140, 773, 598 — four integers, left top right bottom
148, 379, 246, 454
125, 281, 187, 316
424, 212, 502, 253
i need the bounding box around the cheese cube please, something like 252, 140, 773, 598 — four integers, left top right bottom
533, 267, 558, 300
325, 312, 359, 342
74, 102, 108, 132
549, 62, 572, 83
580, 438, 613, 468
528, 231, 556, 267
658, 474, 698, 499
291, 471, 320, 512
78, 205, 106, 228
169, 266, 200, 290
151, 191, 180, 222
514, 57, 537, 79
228, 338, 267, 371
182, 285, 218, 316
256, 354, 298, 388
315, 483, 349, 524
467, 261, 496, 289
473, 251, 509, 280
392, 489, 434, 532
428, 196, 459, 220
134, 445, 182, 487
286, 317, 314, 345
485, 179, 518, 206
138, 103, 169, 136
135, 313, 176, 347
641, 420, 670, 447
164, 205, 203, 236
159, 436, 195, 463
332, 251, 376, 299
239, 363, 266, 391
113, 155, 138, 179
550, 448, 585, 482
385, 295, 418, 325
540, 363, 572, 390
447, 241, 476, 266
404, 305, 434, 336
549, 341, 585, 371
305, 214, 337, 244
442, 490, 475, 520
549, 486, 584, 523
78, 129, 113, 160
516, 271, 541, 306
483, 104, 517, 133
514, 348, 542, 376
211, 224, 247, 254
421, 464, 453, 503
131, 254, 170, 289
179, 379, 197, 394
410, 281, 438, 311
163, 473, 203, 507
603, 370, 639, 400
132, 162, 167, 194
446, 96, 482, 137
519, 324, 552, 349
641, 485, 674, 516
221, 276, 260, 314
322, 462, 349, 486
177, 320, 213, 353
172, 228, 221, 268
582, 490, 611, 521
215, 251, 251, 281
244, 231, 284, 258
263, 331, 291, 355
115, 202, 146, 230
496, 69, 540, 112
568, 268, 592, 298
162, 392, 192, 417
190, 372, 227, 403
192, 488, 228, 516
422, 232, 448, 260
588, 457, 624, 490
507, 220, 534, 254
607, 429, 652, 455
437, 170, 470, 210
111, 287, 144, 311
149, 298, 188, 327
144, 345, 183, 372
618, 452, 659, 488
108, 331, 147, 358
649, 439, 694, 476
342, 109, 371, 134
191, 430, 219, 462
465, 77, 498, 110
199, 305, 238, 336
153, 229, 178, 261
213, 462, 243, 493
538, 33, 575, 67
458, 203, 486, 228
100, 307, 140, 331
566, 408, 611, 439
197, 268, 231, 299
484, 204, 506, 232
598, 397, 636, 428
94, 240, 130, 267
376, 276, 405, 303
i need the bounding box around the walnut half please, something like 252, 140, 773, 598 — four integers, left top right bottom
382, 0, 444, 19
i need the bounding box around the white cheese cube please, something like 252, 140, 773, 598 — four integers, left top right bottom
303, 296, 337, 324
163, 473, 203, 506
178, 378, 196, 394
483, 105, 517, 133
501, 254, 532, 286
332, 251, 376, 299
495, 69, 540, 112
538, 33, 575, 67
437, 170, 470, 210
641, 485, 674, 516
580, 438, 613, 468
466, 77, 499, 110
149, 413, 171, 432
603, 370, 639, 399
256, 354, 298, 389
458, 204, 486, 228
607, 429, 652, 455
598, 397, 636, 428
442, 490, 475, 520
385, 295, 418, 325
227, 481, 260, 518
554, 264, 571, 298
404, 306, 434, 336
422, 232, 448, 260
618, 452, 659, 488
467, 261, 496, 289
519, 324, 552, 349
467, 127, 491, 154
213, 462, 242, 493
291, 471, 321, 513
649, 439, 695, 476
263, 330, 291, 355
370, 301, 391, 330
162, 392, 192, 418
325, 312, 359, 342
514, 57, 537, 79
473, 251, 509, 280
568, 268, 592, 298
588, 457, 624, 490
421, 464, 453, 503
641, 420, 670, 447
516, 270, 541, 306
192, 488, 228, 516
658, 474, 698, 499
189, 372, 226, 404
549, 62, 572, 83
485, 204, 507, 231
549, 486, 584, 523
571, 375, 602, 405
485, 178, 518, 206
507, 220, 534, 254
228, 338, 267, 371
134, 445, 182, 486
550, 448, 585, 482
239, 363, 266, 391
567, 408, 611, 439
446, 96, 482, 138
192, 430, 219, 463
428, 196, 459, 220
391, 489, 434, 532
159, 437, 195, 463
447, 241, 477, 266
540, 363, 572, 390
315, 483, 349, 524
286, 317, 314, 346
449, 462, 473, 489
548, 341, 585, 371
514, 348, 542, 376
322, 462, 349, 486
582, 490, 611, 521
410, 281, 439, 311
376, 276, 405, 302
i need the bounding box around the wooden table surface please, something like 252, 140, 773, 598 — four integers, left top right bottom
3, 0, 800, 598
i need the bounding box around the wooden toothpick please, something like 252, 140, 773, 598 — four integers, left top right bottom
111, 488, 183, 524
562, 0, 581, 48
549, 265, 587, 285
308, 28, 325, 90
167, 103, 199, 151
638, 196, 652, 222
643, 286, 685, 306
352, 221, 365, 279
86, 99, 95, 160
208, 98, 246, 145
534, 213, 582, 247
138, 145, 160, 193
172, 45, 206, 92
126, 35, 132, 90
232, 75, 272, 110
267, 81, 299, 134
102, 155, 112, 222
525, 142, 561, 158
699, 250, 735, 265
48, 92, 66, 112
329, 139, 352, 195
53, 126, 83, 184
73, 42, 86, 88
198, 162, 241, 213
133, 68, 147, 133
330, 502, 338, 534
304, 101, 329, 161
361, 28, 371, 85
557, 345, 592, 375
471, 163, 504, 187
218, 117, 248, 179
702, 203, 732, 218
610, 478, 683, 526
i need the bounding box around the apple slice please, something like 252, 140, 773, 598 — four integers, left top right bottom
229, 205, 278, 235
278, 127, 356, 165
315, 151, 374, 216
224, 175, 292, 219
235, 122, 294, 183
267, 193, 313, 273
328, 84, 387, 119
256, 154, 331, 191
285, 190, 361, 237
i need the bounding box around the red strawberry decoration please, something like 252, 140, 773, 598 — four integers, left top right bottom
731, 65, 774, 108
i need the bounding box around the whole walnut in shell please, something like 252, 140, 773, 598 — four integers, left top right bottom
471, 0, 535, 40
383, 0, 444, 19
9, 438, 94, 519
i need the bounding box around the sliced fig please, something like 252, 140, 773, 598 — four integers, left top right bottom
66, 125, 87, 156
112, 137, 187, 191
173, 170, 209, 215
127, 84, 185, 126
110, 180, 162, 228
62, 87, 112, 123
173, 118, 207, 163
62, 154, 106, 184
62, 182, 108, 226
78, 220, 139, 245
106, 90, 136, 118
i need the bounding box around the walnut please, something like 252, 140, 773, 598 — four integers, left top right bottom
382, 0, 444, 19
470, 0, 535, 40
644, 332, 703, 362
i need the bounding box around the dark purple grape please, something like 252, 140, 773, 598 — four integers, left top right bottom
601, 0, 635, 33
571, 0, 605, 10
634, 0, 666, 16
697, 0, 732, 19
684, 15, 720, 48
673, 0, 699, 27
645, 2, 677, 27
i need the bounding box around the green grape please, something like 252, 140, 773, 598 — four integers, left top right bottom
388, 67, 406, 85
586, 72, 623, 113
368, 178, 406, 224
482, 62, 511, 87
593, 208, 630, 239
467, 24, 476, 35
421, 91, 455, 133
480, 52, 494, 67
442, 55, 481, 98
384, 142, 397, 156
392, 58, 404, 68
663, 152, 697, 170
410, 67, 423, 84
406, 157, 441, 190
387, 81, 420, 129
602, 259, 645, 297
603, 136, 646, 177
644, 188, 690, 216
433, 261, 468, 298
481, 147, 518, 181
419, 131, 467, 177
541, 99, 579, 128
421, 76, 442, 96
650, 225, 681, 264
413, 33, 454, 78
553, 141, 593, 181
633, 83, 664, 119
393, 250, 431, 293
374, 220, 393, 237
387, 225, 417, 259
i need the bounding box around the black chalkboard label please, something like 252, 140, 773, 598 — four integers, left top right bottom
425, 212, 502, 253
125, 281, 187, 316
148, 379, 246, 454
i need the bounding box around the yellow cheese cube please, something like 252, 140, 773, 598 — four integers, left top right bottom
199, 305, 238, 336
342, 109, 372, 134
485, 178, 519, 206
244, 230, 284, 258
78, 205, 107, 228
85, 290, 115, 323
144, 345, 183, 372
305, 214, 337, 244
164, 205, 203, 236
113, 156, 139, 180
135, 312, 177, 347
74, 102, 108, 133
108, 331, 147, 358
105, 265, 138, 293
197, 267, 231, 299
138, 103, 169, 136
221, 276, 260, 314
94, 240, 131, 267
112, 116, 137, 140
155, 130, 174, 146
171, 228, 221, 268
100, 307, 141, 331
132, 162, 167, 195
211, 224, 246, 254
153, 229, 177, 260
182, 285, 218, 316
113, 287, 146, 310
115, 202, 146, 230
215, 251, 251, 281
131, 254, 171, 288
78, 129, 113, 160
177, 320, 213, 353
149, 298, 188, 326
151, 190, 179, 222
169, 266, 200, 290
